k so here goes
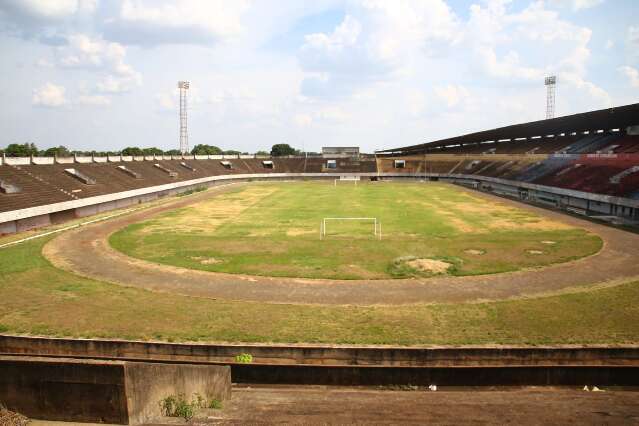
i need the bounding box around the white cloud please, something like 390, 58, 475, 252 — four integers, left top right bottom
605, 39, 614, 50
0, 0, 97, 39
102, 0, 249, 46
298, 0, 459, 98
560, 72, 612, 107
76, 94, 111, 106
55, 34, 142, 94
95, 74, 141, 94
434, 84, 470, 108
32, 82, 68, 107
466, 1, 594, 79
618, 66, 639, 88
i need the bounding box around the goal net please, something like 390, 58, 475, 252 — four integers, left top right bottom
320, 217, 381, 240
334, 175, 360, 186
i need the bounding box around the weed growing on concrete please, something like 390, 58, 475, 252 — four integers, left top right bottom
235, 353, 253, 363
159, 393, 222, 421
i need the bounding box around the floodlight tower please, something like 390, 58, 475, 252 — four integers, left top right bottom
545, 76, 556, 120
178, 81, 190, 154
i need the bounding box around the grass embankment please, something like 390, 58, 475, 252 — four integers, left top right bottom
1, 236, 638, 345
111, 182, 602, 280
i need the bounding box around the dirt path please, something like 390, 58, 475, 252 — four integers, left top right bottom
43, 183, 639, 306
216, 386, 639, 425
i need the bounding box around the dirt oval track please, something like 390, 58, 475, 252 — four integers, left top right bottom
43, 183, 639, 306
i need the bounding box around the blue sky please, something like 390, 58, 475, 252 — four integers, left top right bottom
0, 0, 637, 153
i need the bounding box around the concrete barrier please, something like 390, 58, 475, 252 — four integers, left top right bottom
0, 355, 231, 424
2, 336, 638, 367
1, 337, 638, 388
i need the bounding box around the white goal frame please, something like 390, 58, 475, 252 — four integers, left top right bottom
320, 217, 381, 240
334, 175, 360, 186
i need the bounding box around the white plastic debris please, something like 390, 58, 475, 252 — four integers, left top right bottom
428, 384, 437, 391
583, 385, 590, 391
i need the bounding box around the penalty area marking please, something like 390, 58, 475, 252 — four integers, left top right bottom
320, 217, 381, 240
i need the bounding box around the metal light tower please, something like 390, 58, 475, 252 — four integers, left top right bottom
178, 81, 190, 154
545, 76, 556, 120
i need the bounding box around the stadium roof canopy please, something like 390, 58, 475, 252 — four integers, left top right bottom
377, 102, 639, 154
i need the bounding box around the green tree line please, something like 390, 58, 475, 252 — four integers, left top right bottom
1, 143, 300, 158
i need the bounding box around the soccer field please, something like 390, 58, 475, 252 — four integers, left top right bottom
111, 181, 601, 280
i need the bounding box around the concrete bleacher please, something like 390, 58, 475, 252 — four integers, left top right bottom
515, 157, 574, 182
560, 134, 621, 154
0, 157, 371, 215
0, 165, 76, 213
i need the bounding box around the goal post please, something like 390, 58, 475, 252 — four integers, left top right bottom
320, 217, 381, 240
334, 175, 360, 186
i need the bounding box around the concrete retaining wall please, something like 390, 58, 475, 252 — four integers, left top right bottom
126, 362, 231, 424
0, 354, 231, 424
2, 337, 638, 388
2, 336, 638, 367
0, 356, 128, 423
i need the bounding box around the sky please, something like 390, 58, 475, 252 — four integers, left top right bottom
0, 0, 638, 154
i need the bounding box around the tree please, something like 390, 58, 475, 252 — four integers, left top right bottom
255, 150, 270, 156
121, 147, 143, 156
43, 146, 71, 157
270, 143, 296, 157
142, 147, 164, 156
5, 143, 38, 157
164, 149, 181, 156
222, 150, 241, 155
191, 144, 223, 155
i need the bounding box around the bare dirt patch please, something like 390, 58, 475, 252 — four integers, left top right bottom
191, 256, 223, 265
465, 249, 486, 255
406, 258, 452, 274
541, 240, 557, 245
527, 250, 544, 255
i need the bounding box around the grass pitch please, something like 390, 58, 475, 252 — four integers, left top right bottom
0, 235, 638, 345
111, 182, 601, 279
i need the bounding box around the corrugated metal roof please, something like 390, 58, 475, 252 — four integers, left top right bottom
377, 103, 639, 154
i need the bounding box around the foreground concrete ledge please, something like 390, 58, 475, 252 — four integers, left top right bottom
2, 335, 639, 367
0, 354, 231, 424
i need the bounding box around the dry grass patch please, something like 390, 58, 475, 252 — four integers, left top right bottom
140, 186, 278, 236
